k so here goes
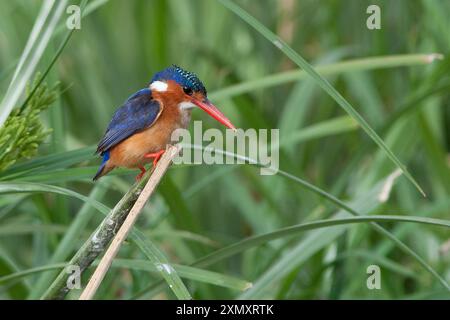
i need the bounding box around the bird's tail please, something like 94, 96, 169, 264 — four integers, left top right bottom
93, 151, 114, 181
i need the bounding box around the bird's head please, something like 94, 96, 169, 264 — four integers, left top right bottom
149, 65, 235, 130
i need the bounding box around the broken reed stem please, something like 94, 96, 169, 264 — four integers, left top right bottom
78, 144, 180, 300
41, 144, 180, 300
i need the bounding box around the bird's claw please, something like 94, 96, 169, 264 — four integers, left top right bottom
144, 150, 165, 169
135, 166, 146, 181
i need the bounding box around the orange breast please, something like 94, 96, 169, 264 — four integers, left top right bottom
108, 96, 191, 169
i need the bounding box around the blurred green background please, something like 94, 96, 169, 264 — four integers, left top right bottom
0, 0, 449, 299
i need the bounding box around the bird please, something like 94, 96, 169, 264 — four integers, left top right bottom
93, 65, 236, 181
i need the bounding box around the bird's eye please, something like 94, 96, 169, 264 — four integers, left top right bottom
183, 87, 193, 96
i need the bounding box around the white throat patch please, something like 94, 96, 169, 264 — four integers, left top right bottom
178, 101, 196, 110
150, 81, 168, 92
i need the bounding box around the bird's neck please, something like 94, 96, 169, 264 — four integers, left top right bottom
153, 91, 192, 128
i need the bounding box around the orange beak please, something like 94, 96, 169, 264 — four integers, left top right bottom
191, 97, 236, 130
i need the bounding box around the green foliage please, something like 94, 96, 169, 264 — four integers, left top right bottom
0, 0, 449, 300
0, 76, 58, 172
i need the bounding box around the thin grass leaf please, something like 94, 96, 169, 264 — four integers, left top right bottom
134, 214, 450, 299
130, 229, 192, 300
0, 181, 109, 214
32, 172, 192, 300
8, 1, 53, 86
218, 0, 427, 196
19, 0, 89, 114
0, 0, 67, 126
327, 250, 417, 278
13, 167, 97, 184
1, 259, 251, 292
185, 146, 449, 291
0, 146, 95, 180
0, 263, 67, 285
28, 179, 110, 298
276, 116, 358, 149
0, 224, 66, 236
239, 213, 448, 298
194, 215, 450, 269
111, 259, 251, 292
209, 54, 441, 100
0, 247, 29, 297
1, 0, 107, 85
148, 230, 220, 248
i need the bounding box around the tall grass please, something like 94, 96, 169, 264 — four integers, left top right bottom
0, 0, 449, 300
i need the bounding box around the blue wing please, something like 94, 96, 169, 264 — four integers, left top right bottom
95, 88, 161, 155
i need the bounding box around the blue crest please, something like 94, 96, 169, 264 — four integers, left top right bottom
150, 65, 207, 95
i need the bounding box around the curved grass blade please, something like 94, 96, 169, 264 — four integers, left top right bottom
0, 263, 67, 285
133, 214, 450, 299
0, 181, 109, 214
274, 171, 448, 291
276, 116, 358, 149
218, 0, 426, 196
325, 250, 416, 278
0, 0, 68, 126
0, 0, 108, 84
0, 259, 251, 292
185, 146, 449, 291
8, 150, 447, 295
8, 1, 54, 86
0, 224, 67, 236
112, 259, 251, 292
13, 167, 98, 184
28, 180, 110, 298
194, 215, 450, 267
23, 178, 190, 300
209, 54, 441, 100
148, 230, 220, 248
0, 146, 95, 180
130, 229, 191, 300
18, 0, 89, 114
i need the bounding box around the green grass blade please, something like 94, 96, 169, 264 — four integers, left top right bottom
0, 264, 67, 285
32, 178, 190, 300
1, 259, 252, 292
194, 215, 450, 268
13, 167, 98, 184
131, 151, 450, 298
209, 54, 441, 100
0, 0, 67, 126
0, 181, 109, 214
275, 169, 449, 291
0, 0, 107, 85
0, 224, 66, 236
0, 246, 29, 297
18, 0, 88, 114
277, 116, 358, 149
184, 146, 449, 291
327, 250, 417, 278
0, 146, 95, 180
8, 1, 53, 85
130, 229, 192, 300
134, 213, 450, 298
239, 219, 448, 298
218, 0, 426, 196
28, 179, 110, 298
148, 230, 219, 248
111, 259, 252, 292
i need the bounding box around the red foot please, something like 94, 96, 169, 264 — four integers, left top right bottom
135, 166, 146, 181
144, 149, 165, 169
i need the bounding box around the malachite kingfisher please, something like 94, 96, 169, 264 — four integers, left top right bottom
93, 65, 236, 181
